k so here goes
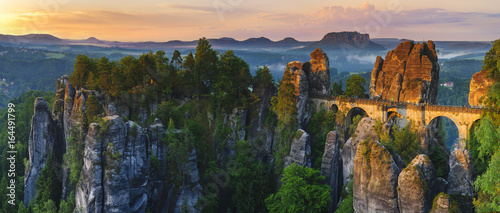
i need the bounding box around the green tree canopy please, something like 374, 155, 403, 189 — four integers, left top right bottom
253, 66, 274, 90
331, 80, 344, 96
265, 163, 331, 213
271, 68, 297, 126
214, 50, 252, 113
194, 38, 218, 97
344, 74, 366, 98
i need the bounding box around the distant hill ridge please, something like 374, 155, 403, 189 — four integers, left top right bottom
0, 32, 493, 52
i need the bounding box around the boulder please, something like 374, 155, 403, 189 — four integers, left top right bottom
285, 129, 311, 167
448, 149, 475, 197
353, 140, 401, 213
320, 131, 342, 211
429, 193, 461, 213
398, 154, 436, 213
341, 117, 379, 185
469, 69, 495, 106
370, 41, 440, 104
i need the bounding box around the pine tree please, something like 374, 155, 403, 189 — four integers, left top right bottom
35, 152, 62, 210
271, 67, 297, 126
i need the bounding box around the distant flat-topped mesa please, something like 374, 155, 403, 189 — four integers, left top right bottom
306, 31, 385, 51
287, 48, 331, 97
370, 40, 440, 104
469, 69, 494, 106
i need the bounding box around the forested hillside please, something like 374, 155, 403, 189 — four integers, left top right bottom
0, 38, 499, 213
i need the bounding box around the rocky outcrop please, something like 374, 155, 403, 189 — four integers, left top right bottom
75, 122, 104, 213
429, 193, 461, 213
320, 131, 342, 211
285, 129, 311, 167
469, 69, 495, 106
353, 140, 401, 213
448, 149, 475, 197
75, 116, 149, 212
288, 61, 310, 128
174, 149, 202, 213
341, 117, 379, 184
287, 48, 331, 98
370, 41, 440, 104
398, 154, 436, 213
305, 48, 331, 96
24, 98, 61, 205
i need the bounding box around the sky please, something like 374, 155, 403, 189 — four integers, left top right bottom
0, 0, 499, 42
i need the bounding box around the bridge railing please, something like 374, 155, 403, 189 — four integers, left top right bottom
318, 95, 483, 113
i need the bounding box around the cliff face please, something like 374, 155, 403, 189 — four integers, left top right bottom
24, 76, 202, 212
469, 69, 494, 106
353, 140, 401, 213
287, 48, 331, 98
341, 117, 380, 185
320, 131, 341, 212
286, 48, 330, 128
370, 41, 440, 104
24, 97, 62, 205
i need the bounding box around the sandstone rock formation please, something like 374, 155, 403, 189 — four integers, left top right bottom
341, 117, 379, 185
370, 41, 440, 104
287, 48, 331, 98
285, 129, 311, 167
75, 116, 149, 212
24, 98, 61, 205
469, 69, 495, 106
320, 131, 342, 211
353, 140, 401, 213
448, 149, 475, 197
287, 62, 310, 129
305, 48, 330, 96
398, 154, 436, 213
174, 149, 202, 213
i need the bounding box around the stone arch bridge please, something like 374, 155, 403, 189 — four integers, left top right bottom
311, 97, 482, 146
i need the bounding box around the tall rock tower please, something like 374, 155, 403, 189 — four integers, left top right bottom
370, 41, 440, 104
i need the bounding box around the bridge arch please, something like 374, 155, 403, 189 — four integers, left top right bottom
330, 104, 339, 113
428, 116, 460, 149
345, 107, 368, 128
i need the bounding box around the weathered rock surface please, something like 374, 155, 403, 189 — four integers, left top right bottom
370, 40, 440, 104
285, 129, 311, 167
24, 98, 60, 205
342, 117, 379, 184
75, 123, 105, 213
304, 48, 330, 96
174, 149, 202, 213
429, 192, 463, 213
75, 116, 149, 212
353, 140, 401, 213
287, 48, 331, 98
448, 149, 475, 197
320, 131, 342, 211
288, 62, 309, 129
398, 154, 436, 213
469, 69, 495, 106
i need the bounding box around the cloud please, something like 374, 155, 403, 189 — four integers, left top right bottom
3, 2, 500, 42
